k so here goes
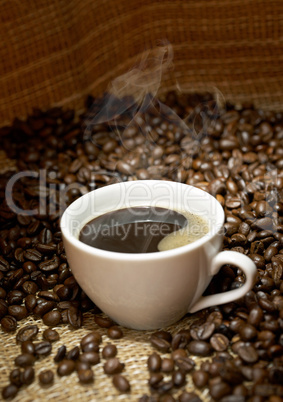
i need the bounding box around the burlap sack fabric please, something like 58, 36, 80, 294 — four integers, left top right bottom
0, 0, 283, 401
1, 0, 283, 126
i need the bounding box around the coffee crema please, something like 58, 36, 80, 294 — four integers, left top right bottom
79, 206, 209, 253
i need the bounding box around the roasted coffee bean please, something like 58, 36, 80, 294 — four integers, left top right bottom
20, 366, 35, 385
150, 335, 171, 353
152, 330, 172, 343
34, 300, 56, 317
250, 241, 265, 255
209, 380, 232, 400
79, 352, 100, 365
155, 378, 174, 393
39, 256, 60, 272
190, 322, 215, 341
7, 290, 25, 305
56, 285, 72, 300
2, 384, 19, 399
76, 361, 91, 371
8, 305, 28, 321
14, 248, 25, 262
239, 323, 258, 341
54, 345, 66, 362
188, 340, 212, 356
17, 237, 32, 249
38, 369, 54, 385
21, 340, 35, 355
67, 306, 82, 328
103, 358, 124, 374
36, 243, 57, 254
43, 328, 60, 342
238, 221, 250, 236
57, 359, 76, 376
264, 246, 278, 262
161, 358, 175, 373
206, 311, 223, 328
171, 330, 191, 350
57, 301, 78, 310
266, 344, 282, 359
175, 357, 195, 373
172, 369, 186, 387
66, 346, 80, 360
94, 315, 113, 328
42, 310, 61, 326
219, 364, 244, 385
0, 256, 10, 272
210, 178, 226, 195
81, 341, 99, 354
34, 341, 52, 356
102, 344, 117, 359
231, 233, 247, 246
1, 315, 17, 332
0, 287, 7, 299
24, 248, 42, 262
231, 341, 247, 355
249, 254, 266, 269
233, 384, 249, 397
192, 370, 209, 388
258, 297, 275, 312
253, 217, 274, 231
38, 291, 60, 302
171, 348, 187, 361
148, 352, 162, 372
137, 169, 150, 180
210, 334, 229, 352
64, 275, 77, 288
38, 228, 53, 244
0, 299, 8, 318
9, 369, 22, 387
116, 160, 134, 175
148, 373, 164, 388
23, 261, 37, 274
107, 325, 123, 339
16, 325, 38, 343
22, 280, 39, 294
178, 391, 202, 402
78, 369, 94, 384
248, 305, 263, 327
112, 374, 130, 392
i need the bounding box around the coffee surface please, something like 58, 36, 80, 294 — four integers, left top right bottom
79, 206, 208, 253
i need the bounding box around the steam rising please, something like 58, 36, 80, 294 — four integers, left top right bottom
85, 41, 174, 128
84, 40, 226, 171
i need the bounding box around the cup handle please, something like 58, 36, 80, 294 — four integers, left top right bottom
189, 251, 258, 314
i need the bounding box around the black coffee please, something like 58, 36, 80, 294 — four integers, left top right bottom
79, 206, 188, 253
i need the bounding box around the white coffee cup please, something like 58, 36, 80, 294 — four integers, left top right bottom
60, 180, 257, 330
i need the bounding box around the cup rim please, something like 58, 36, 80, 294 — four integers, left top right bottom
60, 180, 225, 261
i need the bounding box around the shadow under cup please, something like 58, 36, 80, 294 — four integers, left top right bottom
60, 180, 252, 330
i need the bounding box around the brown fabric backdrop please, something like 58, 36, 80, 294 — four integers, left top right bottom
1, 0, 283, 126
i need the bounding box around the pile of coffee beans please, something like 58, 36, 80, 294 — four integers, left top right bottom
0, 91, 282, 401
2, 321, 130, 399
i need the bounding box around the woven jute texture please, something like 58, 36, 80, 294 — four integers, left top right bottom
1, 0, 283, 126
